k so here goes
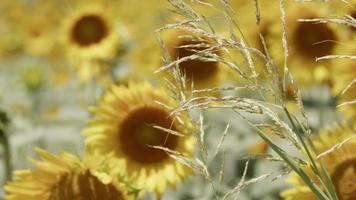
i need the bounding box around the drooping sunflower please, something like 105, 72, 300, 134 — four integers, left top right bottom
4, 148, 133, 200
269, 2, 339, 87
281, 122, 356, 200
82, 82, 196, 196
61, 0, 124, 82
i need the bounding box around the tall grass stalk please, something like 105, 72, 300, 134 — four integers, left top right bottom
155, 0, 341, 199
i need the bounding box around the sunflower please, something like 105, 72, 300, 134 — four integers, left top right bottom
281, 122, 356, 200
130, 29, 227, 91
0, 0, 60, 57
82, 82, 195, 196
61, 1, 123, 82
12, 0, 60, 57
330, 48, 356, 121
4, 148, 133, 200
269, 2, 339, 87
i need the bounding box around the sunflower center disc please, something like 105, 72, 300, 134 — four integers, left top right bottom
49, 170, 125, 200
71, 15, 108, 47
172, 37, 219, 82
294, 20, 336, 60
331, 159, 356, 200
119, 107, 178, 164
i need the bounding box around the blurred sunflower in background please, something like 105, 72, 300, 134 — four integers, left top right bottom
331, 49, 356, 121
128, 1, 240, 91
270, 2, 339, 87
130, 29, 229, 92
60, 0, 126, 83
326, 1, 356, 122
13, 0, 60, 57
281, 123, 356, 200
0, 0, 62, 58
4, 148, 133, 200
83, 82, 195, 196
162, 29, 225, 89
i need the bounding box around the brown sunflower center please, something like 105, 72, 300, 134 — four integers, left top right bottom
71, 14, 108, 47
119, 107, 178, 164
170, 35, 219, 83
293, 20, 336, 60
49, 170, 125, 200
331, 159, 356, 200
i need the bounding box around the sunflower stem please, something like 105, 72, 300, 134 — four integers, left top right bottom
0, 129, 11, 181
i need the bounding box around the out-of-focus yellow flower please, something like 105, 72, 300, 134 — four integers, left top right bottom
130, 29, 228, 91
0, 0, 60, 57
82, 82, 195, 196
21, 67, 45, 92
4, 148, 133, 200
331, 49, 356, 121
281, 122, 356, 200
16, 0, 59, 57
269, 2, 339, 87
60, 1, 125, 83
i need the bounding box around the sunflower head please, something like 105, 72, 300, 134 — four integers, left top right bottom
293, 19, 336, 60
164, 30, 223, 89
83, 82, 195, 196
269, 3, 338, 86
281, 123, 356, 200
62, 3, 120, 63
283, 3, 338, 64
4, 148, 133, 200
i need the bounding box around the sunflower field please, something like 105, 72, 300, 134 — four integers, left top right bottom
0, 0, 355, 200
